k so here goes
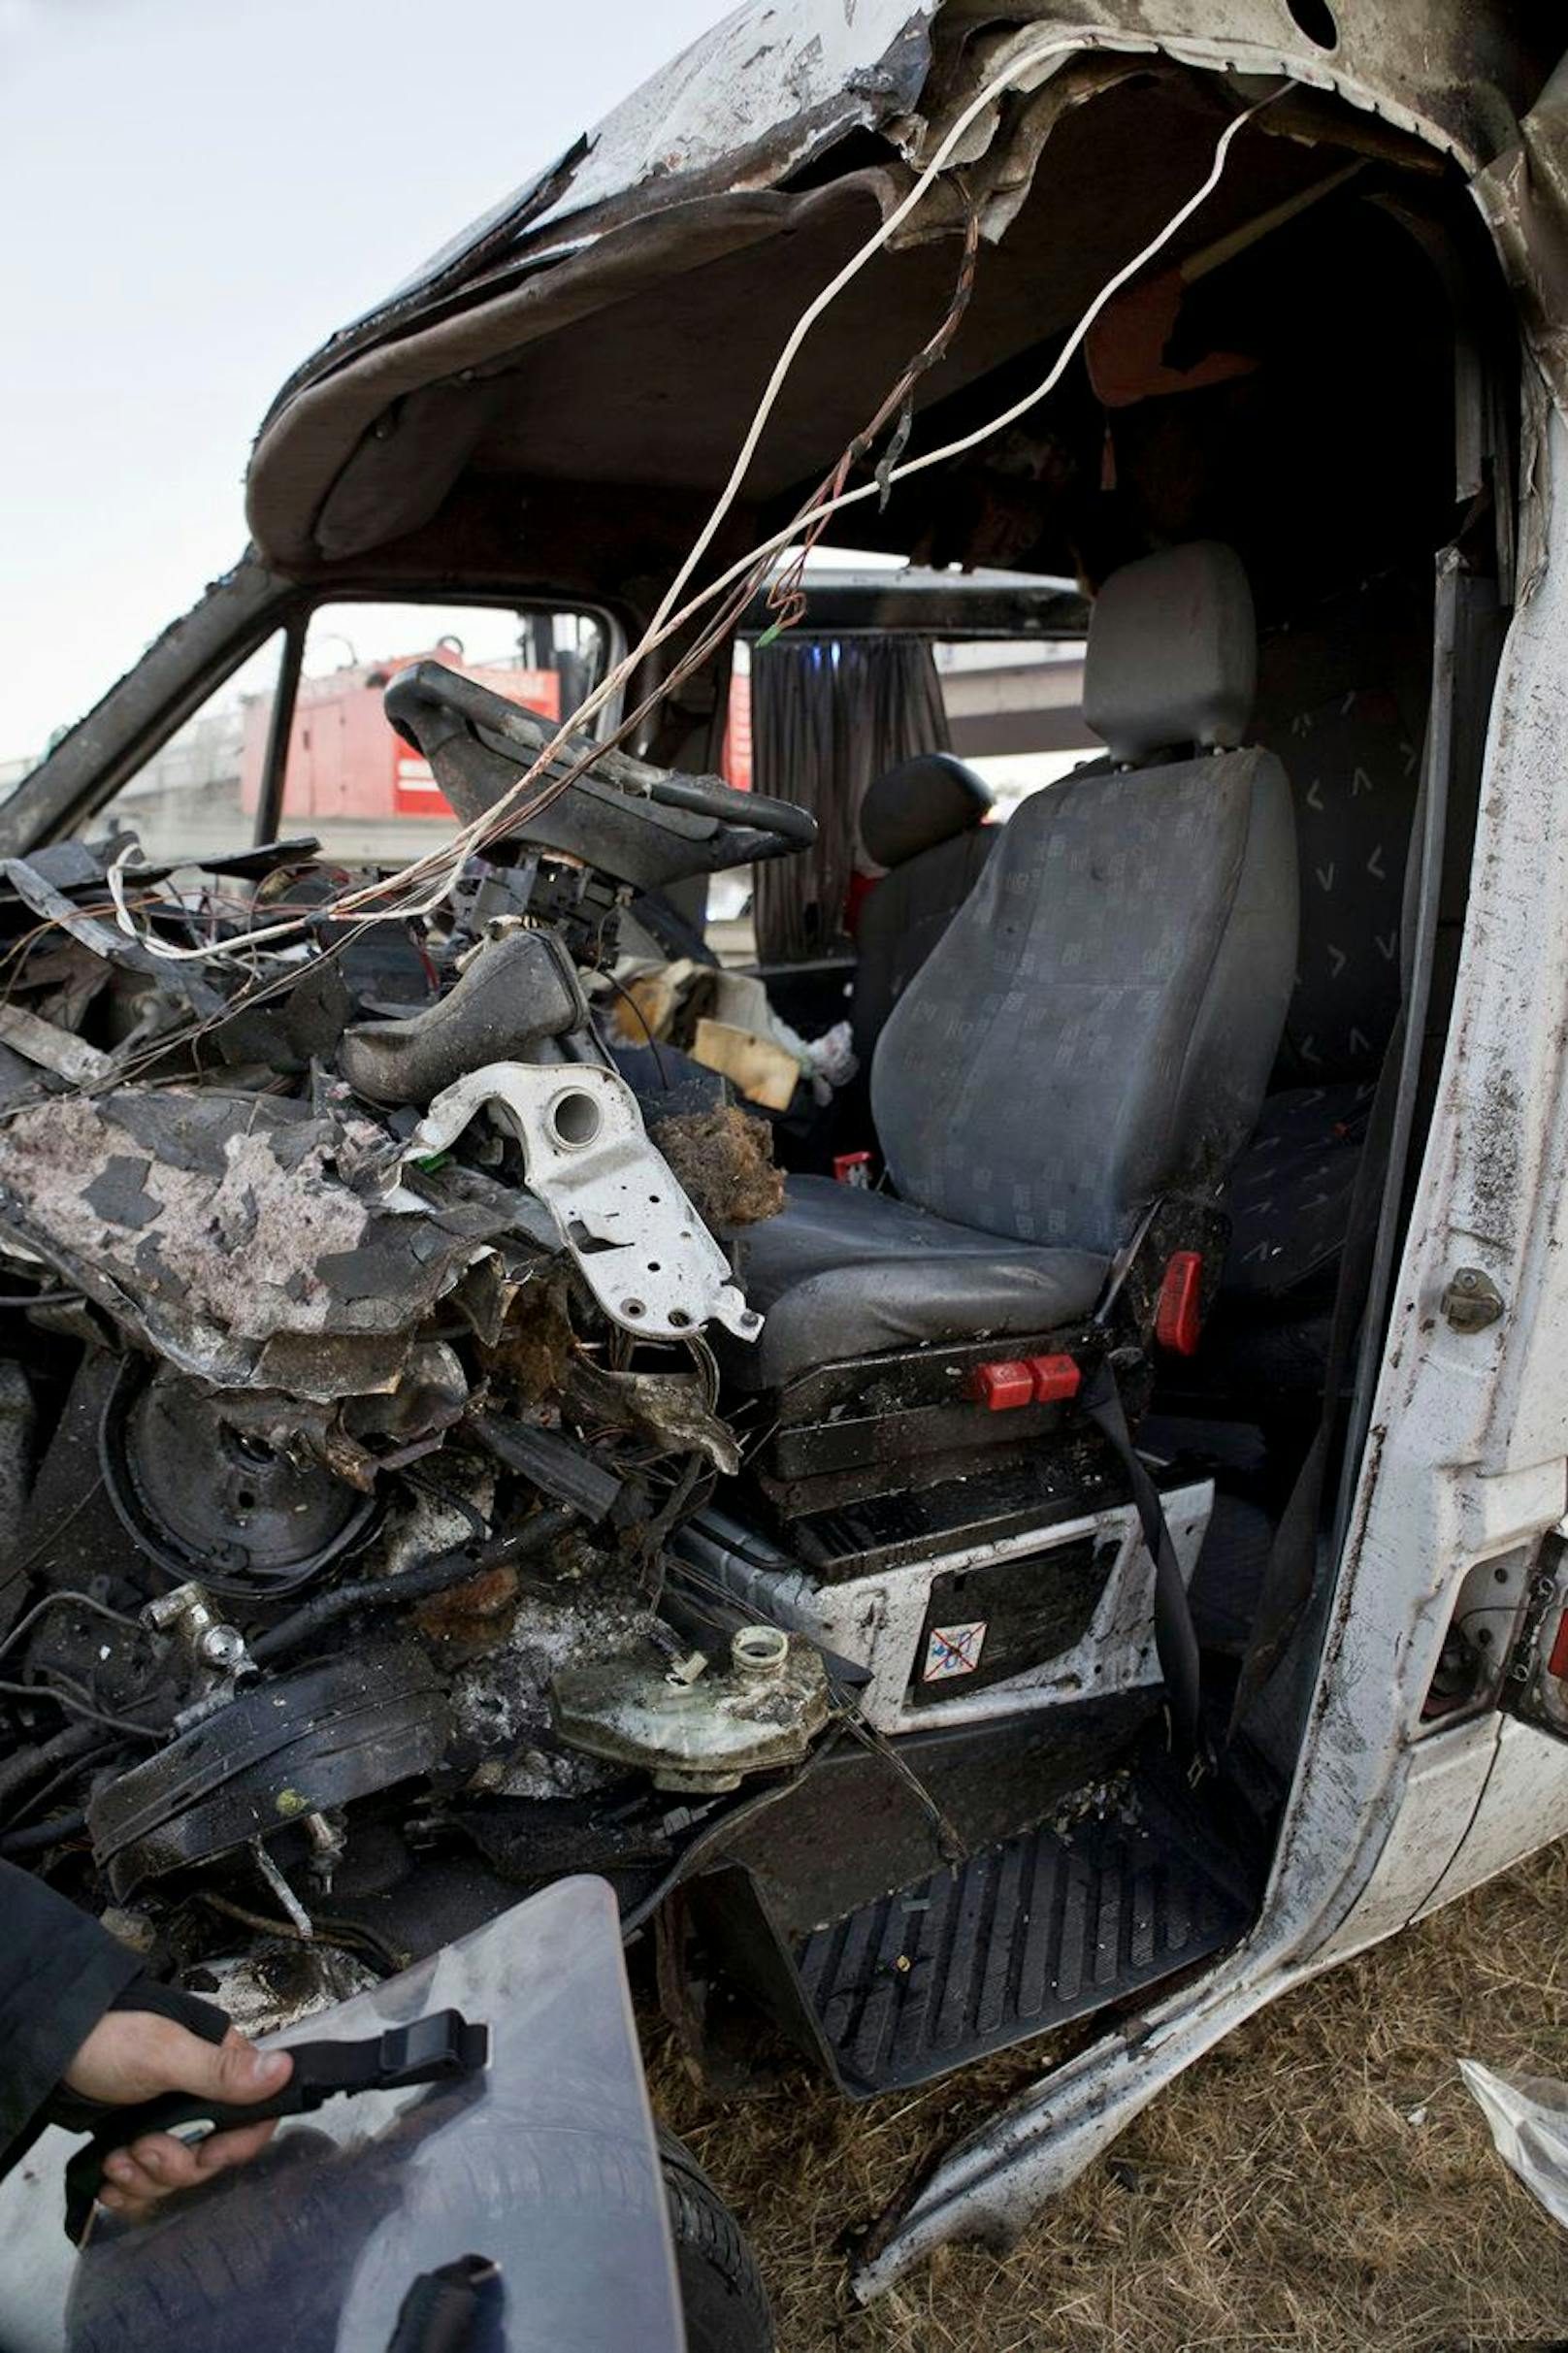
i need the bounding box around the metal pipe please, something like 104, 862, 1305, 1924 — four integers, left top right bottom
250, 1506, 575, 1666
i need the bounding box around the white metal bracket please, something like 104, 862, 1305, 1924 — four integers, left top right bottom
403, 1059, 762, 1347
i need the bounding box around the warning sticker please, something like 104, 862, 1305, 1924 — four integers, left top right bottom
923, 1621, 987, 1682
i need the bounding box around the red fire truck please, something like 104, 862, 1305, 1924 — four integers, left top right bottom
239, 648, 563, 830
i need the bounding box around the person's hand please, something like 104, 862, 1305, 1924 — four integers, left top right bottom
63, 2010, 293, 2221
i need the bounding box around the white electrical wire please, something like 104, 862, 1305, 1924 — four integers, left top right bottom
106, 64, 1281, 969
633, 88, 1281, 644
450, 79, 1280, 855
640, 27, 1086, 645
104, 30, 1083, 969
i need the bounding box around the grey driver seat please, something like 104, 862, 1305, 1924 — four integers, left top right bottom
731, 542, 1299, 1391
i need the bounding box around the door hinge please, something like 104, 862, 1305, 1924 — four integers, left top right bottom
1503, 1529, 1568, 1736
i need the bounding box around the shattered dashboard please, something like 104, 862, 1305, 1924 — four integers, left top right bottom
0, 665, 827, 2021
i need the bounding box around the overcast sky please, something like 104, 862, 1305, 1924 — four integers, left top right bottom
0, 0, 731, 759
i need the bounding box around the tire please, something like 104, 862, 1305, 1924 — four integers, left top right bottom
657, 2124, 774, 2353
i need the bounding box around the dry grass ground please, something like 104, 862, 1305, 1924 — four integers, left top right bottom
648, 1842, 1568, 2352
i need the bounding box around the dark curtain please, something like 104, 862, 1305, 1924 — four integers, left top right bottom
751, 636, 950, 964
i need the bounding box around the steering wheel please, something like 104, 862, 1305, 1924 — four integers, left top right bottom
383, 661, 817, 889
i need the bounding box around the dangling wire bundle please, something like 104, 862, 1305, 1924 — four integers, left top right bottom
88, 58, 1283, 1022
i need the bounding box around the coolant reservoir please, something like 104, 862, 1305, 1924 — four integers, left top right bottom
551, 1624, 831, 1791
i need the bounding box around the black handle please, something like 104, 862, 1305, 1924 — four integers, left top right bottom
387, 2254, 502, 2353
64, 2008, 488, 2242
63, 2083, 310, 2242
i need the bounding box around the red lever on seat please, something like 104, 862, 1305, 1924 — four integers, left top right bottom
1027, 1353, 1081, 1403
969, 1359, 1035, 1411
833, 1151, 873, 1189
1155, 1251, 1204, 1356
1547, 1608, 1568, 1683
968, 1355, 1081, 1411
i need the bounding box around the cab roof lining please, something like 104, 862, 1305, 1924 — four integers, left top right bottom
425, 88, 1364, 495
311, 79, 1365, 567
243, 3, 1567, 577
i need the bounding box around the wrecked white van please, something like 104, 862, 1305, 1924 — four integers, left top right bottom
1, 0, 1567, 2304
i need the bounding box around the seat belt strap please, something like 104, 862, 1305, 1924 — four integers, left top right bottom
1225, 1009, 1407, 1742
1083, 1360, 1202, 1757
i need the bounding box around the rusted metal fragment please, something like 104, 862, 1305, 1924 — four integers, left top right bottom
445, 1533, 660, 1782
177, 1341, 476, 1500
0, 1003, 113, 1085
249, 1330, 413, 1406
0, 1086, 529, 1397
339, 1341, 470, 1458
649, 1106, 785, 1230
414, 1561, 521, 1645
476, 1270, 578, 1403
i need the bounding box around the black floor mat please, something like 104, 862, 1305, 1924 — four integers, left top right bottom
786, 1779, 1256, 2095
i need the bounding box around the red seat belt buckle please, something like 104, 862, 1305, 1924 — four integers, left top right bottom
833, 1151, 873, 1189
1155, 1251, 1204, 1356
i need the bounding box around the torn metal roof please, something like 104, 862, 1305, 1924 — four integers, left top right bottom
244, 2, 1565, 572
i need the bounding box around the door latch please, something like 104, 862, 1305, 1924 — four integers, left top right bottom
1441, 1266, 1504, 1332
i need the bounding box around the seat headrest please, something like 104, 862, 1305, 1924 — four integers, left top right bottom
860, 753, 994, 870
1083, 541, 1257, 765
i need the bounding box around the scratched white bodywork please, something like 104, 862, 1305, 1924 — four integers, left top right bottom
517, 0, 941, 240
375, 1, 943, 315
